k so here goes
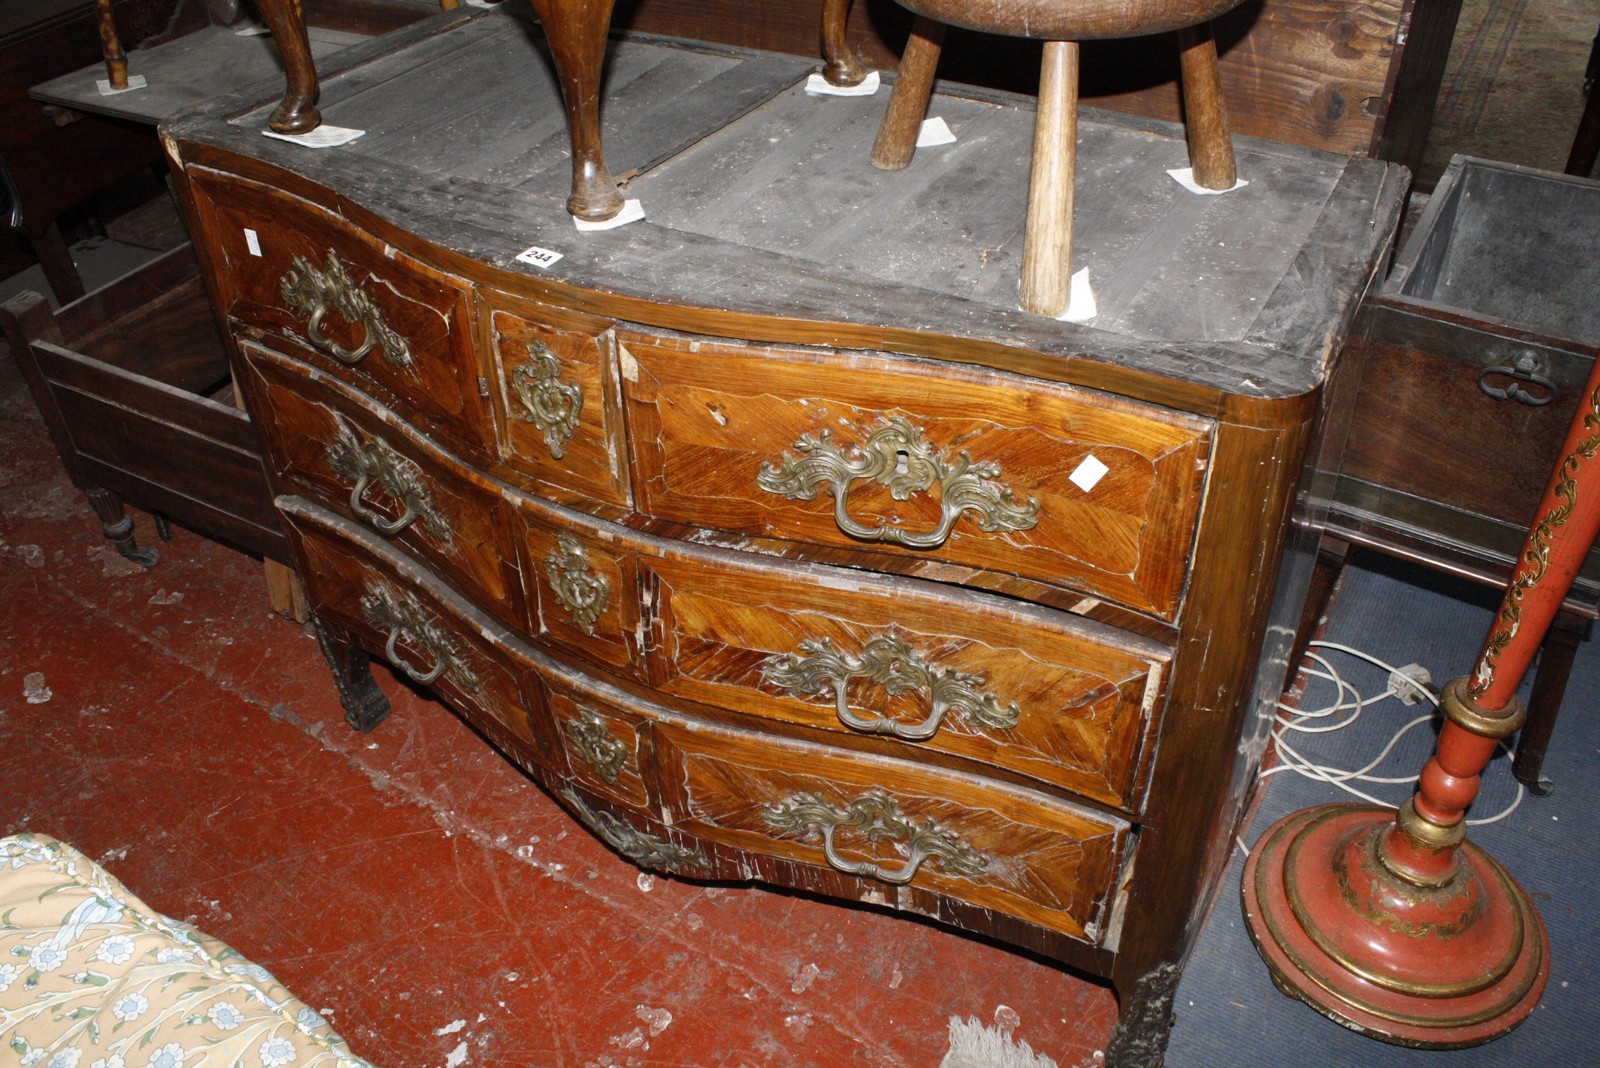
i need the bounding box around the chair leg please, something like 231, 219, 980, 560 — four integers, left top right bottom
870, 16, 946, 171
85, 488, 159, 566
31, 221, 86, 306
254, 0, 322, 134
820, 0, 868, 86
528, 0, 626, 220
1019, 40, 1079, 318
94, 0, 129, 91
1177, 22, 1236, 190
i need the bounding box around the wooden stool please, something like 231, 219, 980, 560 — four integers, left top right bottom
826, 0, 1247, 317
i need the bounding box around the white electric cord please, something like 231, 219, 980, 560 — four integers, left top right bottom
1266, 640, 1525, 827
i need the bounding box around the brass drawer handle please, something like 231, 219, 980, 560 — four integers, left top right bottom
544, 534, 610, 635
359, 585, 479, 691
565, 708, 628, 783
280, 251, 413, 368
509, 343, 583, 458
560, 788, 708, 873
762, 790, 989, 885
756, 417, 1040, 548
761, 635, 1020, 741
326, 418, 450, 540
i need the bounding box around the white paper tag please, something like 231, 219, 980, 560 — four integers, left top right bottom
464, 0, 505, 7
573, 198, 645, 232
1053, 267, 1098, 323
916, 116, 957, 148
804, 71, 880, 97
263, 125, 366, 149
235, 22, 271, 36
1070, 454, 1110, 493
96, 74, 148, 96
515, 245, 564, 269
1167, 167, 1249, 195
244, 228, 262, 257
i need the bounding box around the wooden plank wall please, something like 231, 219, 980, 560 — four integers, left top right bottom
613, 0, 1446, 166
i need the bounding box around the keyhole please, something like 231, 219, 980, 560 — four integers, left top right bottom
895, 449, 910, 476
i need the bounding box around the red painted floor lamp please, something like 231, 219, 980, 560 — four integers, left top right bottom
1244, 351, 1600, 1046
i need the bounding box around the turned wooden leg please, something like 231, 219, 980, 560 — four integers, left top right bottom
85, 487, 159, 566
820, 0, 868, 86
1177, 22, 1236, 190
94, 0, 129, 90
254, 0, 322, 134
528, 0, 625, 220
312, 615, 392, 732
870, 16, 946, 170
1019, 40, 1079, 318
1512, 609, 1589, 795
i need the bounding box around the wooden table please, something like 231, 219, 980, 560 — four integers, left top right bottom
162, 9, 1405, 1062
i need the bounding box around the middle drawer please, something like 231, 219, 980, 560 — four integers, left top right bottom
514, 493, 1170, 810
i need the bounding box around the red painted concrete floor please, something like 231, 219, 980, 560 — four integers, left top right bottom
0, 346, 1118, 1064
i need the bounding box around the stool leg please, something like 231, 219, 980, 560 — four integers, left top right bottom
255, 0, 322, 134
820, 0, 868, 87
1177, 23, 1236, 190
871, 17, 946, 171
1019, 40, 1079, 318
94, 0, 129, 90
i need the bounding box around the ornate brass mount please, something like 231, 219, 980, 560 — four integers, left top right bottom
560, 788, 707, 873
326, 418, 450, 540
761, 634, 1019, 741
280, 251, 412, 367
359, 585, 480, 691
508, 342, 583, 459
544, 534, 610, 635
762, 789, 988, 885
756, 416, 1040, 548
565, 708, 628, 783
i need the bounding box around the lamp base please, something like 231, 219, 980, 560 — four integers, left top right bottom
1242, 804, 1548, 1049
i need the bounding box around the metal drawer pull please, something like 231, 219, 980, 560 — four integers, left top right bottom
1478, 349, 1557, 407
509, 342, 583, 458
359, 585, 479, 691
566, 708, 628, 783
761, 634, 1020, 741
762, 790, 988, 885
544, 534, 610, 635
756, 416, 1040, 548
326, 419, 450, 540
560, 789, 708, 873
280, 251, 413, 368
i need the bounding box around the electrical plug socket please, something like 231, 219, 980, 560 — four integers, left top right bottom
1386, 663, 1433, 705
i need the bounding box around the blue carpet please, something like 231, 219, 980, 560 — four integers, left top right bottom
1166, 550, 1599, 1066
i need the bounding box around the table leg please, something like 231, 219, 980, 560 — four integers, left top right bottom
821, 0, 869, 86
1512, 608, 1590, 795
527, 0, 625, 220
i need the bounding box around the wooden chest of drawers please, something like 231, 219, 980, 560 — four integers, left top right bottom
165, 9, 1405, 1063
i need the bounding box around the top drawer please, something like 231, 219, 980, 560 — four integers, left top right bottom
620, 334, 1213, 620
187, 169, 490, 456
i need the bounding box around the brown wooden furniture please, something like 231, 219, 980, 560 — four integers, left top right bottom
831, 0, 1244, 316
1316, 155, 1600, 795
166, 12, 1404, 1064
0, 244, 288, 572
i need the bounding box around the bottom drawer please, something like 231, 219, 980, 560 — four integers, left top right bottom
278, 496, 557, 767
654, 720, 1128, 944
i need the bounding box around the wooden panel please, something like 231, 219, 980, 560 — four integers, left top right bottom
480, 290, 632, 510
281, 498, 554, 763
654, 718, 1128, 943
187, 168, 492, 457
238, 341, 527, 629
513, 498, 644, 680
621, 332, 1212, 619
546, 684, 652, 812
648, 545, 1167, 809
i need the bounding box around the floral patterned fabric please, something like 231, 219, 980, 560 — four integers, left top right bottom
0, 834, 375, 1068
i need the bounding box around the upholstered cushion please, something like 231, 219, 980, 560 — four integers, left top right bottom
0, 833, 374, 1068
